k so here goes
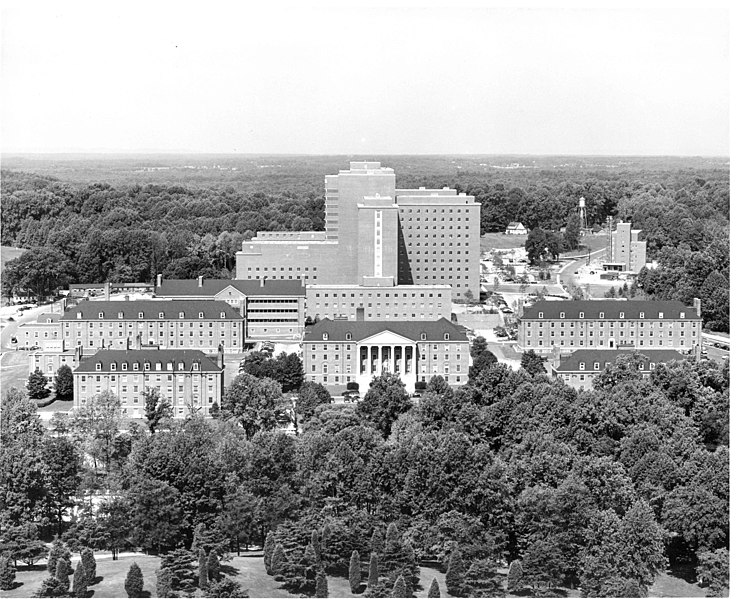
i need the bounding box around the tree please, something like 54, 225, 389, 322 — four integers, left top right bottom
428, 577, 440, 598
70, 390, 122, 474
445, 550, 465, 596
315, 570, 328, 598
464, 289, 475, 304
72, 563, 88, 598
349, 550, 361, 593
297, 381, 332, 422
311, 529, 322, 564
564, 212, 581, 251
391, 575, 407, 598
143, 387, 173, 434
53, 365, 74, 400
207, 551, 221, 582
47, 540, 71, 576
525, 228, 548, 264
80, 547, 96, 584
199, 549, 208, 588
507, 559, 523, 592
263, 531, 276, 574
357, 373, 412, 438
124, 562, 144, 598
368, 552, 379, 587
155, 568, 174, 599
40, 437, 82, 536
463, 559, 504, 597
160, 548, 196, 592
468, 350, 498, 381
27, 369, 50, 400
520, 350, 546, 376
697, 548, 729, 597
0, 556, 16, 591
270, 544, 286, 578
2, 247, 73, 303
33, 577, 68, 598
221, 373, 282, 439
55, 558, 70, 593
470, 337, 488, 359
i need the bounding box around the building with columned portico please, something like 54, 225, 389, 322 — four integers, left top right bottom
302, 317, 469, 393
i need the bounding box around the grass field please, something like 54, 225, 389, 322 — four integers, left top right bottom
482, 232, 609, 256
7, 552, 707, 598
7, 554, 448, 598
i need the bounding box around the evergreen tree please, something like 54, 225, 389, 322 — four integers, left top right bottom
207, 551, 221, 582
124, 562, 144, 598
270, 544, 286, 578
263, 531, 276, 574
463, 559, 504, 597
55, 558, 70, 593
507, 559, 523, 592
161, 548, 196, 591
27, 368, 50, 400
311, 529, 322, 564
80, 547, 96, 584
400, 541, 419, 588
370, 528, 384, 558
0, 555, 16, 591
315, 570, 328, 598
445, 550, 465, 596
156, 568, 174, 598
368, 552, 380, 587
33, 577, 68, 597
349, 550, 361, 594
47, 539, 71, 576
206, 577, 246, 598
199, 548, 208, 588
72, 562, 88, 598
391, 575, 407, 598
383, 523, 403, 578
428, 577, 440, 598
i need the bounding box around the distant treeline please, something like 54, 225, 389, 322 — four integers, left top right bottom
0, 157, 729, 329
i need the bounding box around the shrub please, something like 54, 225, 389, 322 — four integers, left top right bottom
315, 570, 328, 598
349, 550, 361, 593
156, 568, 175, 599
33, 577, 68, 597
0, 556, 16, 591
72, 563, 88, 598
124, 562, 144, 598
368, 552, 379, 587
80, 547, 96, 584
263, 531, 275, 574
47, 539, 71, 576
55, 558, 70, 592
207, 551, 221, 582
507, 559, 523, 592
391, 575, 407, 598
414, 381, 427, 391
347, 381, 359, 391
199, 549, 208, 588
206, 577, 246, 598
428, 577, 440, 598
270, 544, 286, 578
445, 550, 465, 596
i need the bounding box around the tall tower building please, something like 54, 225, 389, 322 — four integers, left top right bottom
235, 162, 481, 300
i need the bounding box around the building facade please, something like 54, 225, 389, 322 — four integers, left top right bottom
155, 277, 305, 340
519, 299, 702, 355
506, 222, 528, 235
552, 349, 686, 390
15, 314, 62, 348
73, 349, 223, 418
29, 341, 81, 375
606, 222, 647, 273
235, 162, 481, 300
303, 318, 470, 393
306, 284, 452, 321
61, 300, 244, 352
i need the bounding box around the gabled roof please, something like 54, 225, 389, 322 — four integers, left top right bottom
156, 278, 305, 298
554, 349, 687, 373
522, 300, 699, 321
75, 349, 222, 373
61, 300, 242, 321
507, 222, 525, 228
303, 318, 467, 343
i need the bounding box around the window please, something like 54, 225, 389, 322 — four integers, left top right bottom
138, 312, 144, 319
593, 362, 600, 370
159, 312, 164, 319
220, 312, 226, 318
599, 312, 604, 318
541, 312, 546, 318
322, 332, 329, 341
198, 312, 204, 319
144, 362, 150, 371
193, 362, 200, 371
98, 312, 104, 319
346, 333, 352, 340
95, 362, 102, 371
178, 312, 184, 319
444, 333, 450, 340
619, 312, 624, 319
111, 362, 117, 371
117, 312, 124, 319
579, 362, 585, 370
420, 333, 427, 340
133, 362, 139, 371
658, 312, 664, 319
579, 312, 584, 318
122, 362, 128, 371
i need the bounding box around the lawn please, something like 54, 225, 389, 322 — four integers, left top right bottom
0, 246, 26, 271
7, 553, 448, 598
482, 232, 609, 256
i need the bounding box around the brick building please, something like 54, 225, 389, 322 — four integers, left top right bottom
303, 318, 470, 393
154, 276, 305, 341
73, 349, 223, 418
15, 313, 61, 349
519, 299, 702, 355
61, 300, 244, 352
306, 284, 451, 321
605, 222, 647, 273
235, 162, 481, 300
552, 348, 686, 390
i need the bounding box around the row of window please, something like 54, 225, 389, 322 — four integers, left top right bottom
90, 361, 207, 372
79, 311, 233, 320
537, 311, 690, 319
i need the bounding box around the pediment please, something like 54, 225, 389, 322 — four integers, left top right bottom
359, 330, 415, 345
214, 286, 247, 300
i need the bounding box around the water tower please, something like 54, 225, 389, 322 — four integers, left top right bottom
578, 197, 588, 230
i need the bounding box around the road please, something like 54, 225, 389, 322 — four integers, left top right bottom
557, 247, 609, 292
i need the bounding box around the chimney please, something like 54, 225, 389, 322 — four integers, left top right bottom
356, 307, 365, 321
135, 333, 142, 351
218, 344, 225, 369
198, 275, 203, 288
156, 274, 163, 288
124, 294, 129, 302
260, 277, 265, 288
104, 282, 111, 301
551, 345, 561, 369
694, 297, 702, 317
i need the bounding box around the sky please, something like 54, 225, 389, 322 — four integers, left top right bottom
0, 2, 730, 155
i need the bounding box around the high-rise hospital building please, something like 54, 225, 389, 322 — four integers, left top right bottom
235, 162, 481, 303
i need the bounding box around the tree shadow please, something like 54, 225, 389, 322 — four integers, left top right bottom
91, 575, 104, 585
220, 563, 240, 577
140, 591, 152, 598
8, 581, 25, 590
16, 564, 47, 572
